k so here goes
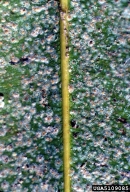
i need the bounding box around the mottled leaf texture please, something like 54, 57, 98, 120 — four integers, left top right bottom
69, 0, 130, 191
0, 0, 63, 191
0, 0, 130, 192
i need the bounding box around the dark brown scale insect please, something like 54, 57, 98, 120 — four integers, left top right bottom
70, 120, 79, 129
117, 117, 127, 124
70, 120, 76, 127
0, 93, 4, 97
104, 137, 107, 141
19, 57, 29, 62
9, 61, 17, 65
80, 162, 86, 167
113, 98, 117, 102
26, 164, 29, 168
122, 129, 126, 135
100, 164, 108, 167
42, 89, 47, 98
72, 132, 78, 138
42, 103, 50, 108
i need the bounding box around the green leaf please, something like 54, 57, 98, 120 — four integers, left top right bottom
69, 0, 130, 190
0, 0, 63, 191
0, 0, 130, 191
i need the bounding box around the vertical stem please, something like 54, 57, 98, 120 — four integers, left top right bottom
60, 0, 70, 191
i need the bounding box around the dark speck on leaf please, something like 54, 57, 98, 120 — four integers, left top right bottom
70, 120, 76, 127
104, 137, 107, 141
122, 129, 126, 135
100, 164, 108, 167
0, 93, 4, 97
113, 98, 117, 102
73, 132, 78, 138
44, 103, 50, 107
9, 61, 17, 65
117, 117, 127, 124
89, 40, 93, 44
10, 11, 15, 14
26, 164, 29, 168
29, 83, 34, 88
42, 89, 46, 98
80, 162, 85, 167
17, 166, 20, 171
20, 57, 29, 62
72, 97, 75, 101
70, 120, 79, 128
